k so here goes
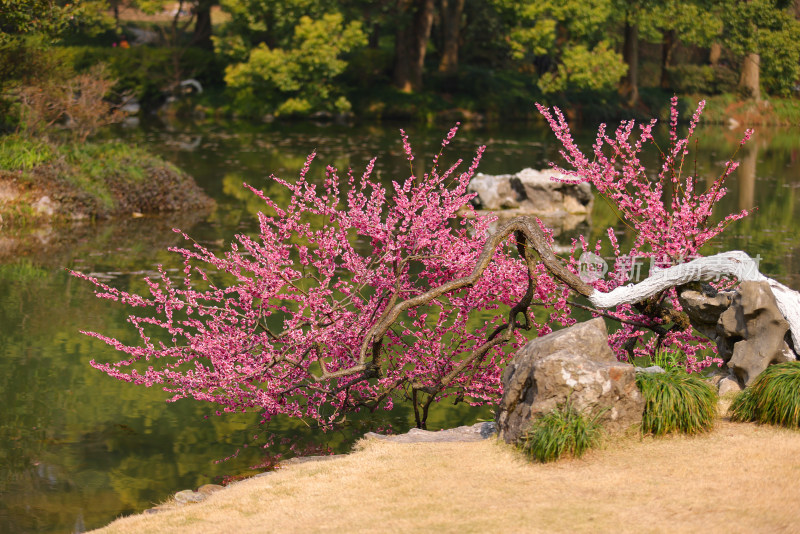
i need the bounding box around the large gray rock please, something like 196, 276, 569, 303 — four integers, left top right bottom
496, 318, 644, 444
678, 281, 797, 387
718, 281, 796, 385
468, 168, 593, 235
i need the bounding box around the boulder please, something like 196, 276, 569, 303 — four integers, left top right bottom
678, 281, 797, 386
718, 281, 796, 385
467, 168, 593, 236
496, 318, 644, 444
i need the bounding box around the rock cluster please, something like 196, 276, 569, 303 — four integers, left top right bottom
467, 168, 593, 236
679, 281, 797, 388
496, 318, 644, 444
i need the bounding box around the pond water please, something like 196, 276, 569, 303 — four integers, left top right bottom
2, 116, 800, 532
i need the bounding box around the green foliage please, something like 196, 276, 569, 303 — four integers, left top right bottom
636, 369, 718, 435
639, 0, 723, 47
0, 0, 74, 43
519, 402, 603, 463
0, 134, 55, 170
224, 13, 366, 117
537, 41, 627, 94
214, 0, 327, 63
494, 0, 615, 59
729, 362, 800, 427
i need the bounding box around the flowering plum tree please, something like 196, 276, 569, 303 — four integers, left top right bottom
75, 125, 577, 429
76, 99, 760, 429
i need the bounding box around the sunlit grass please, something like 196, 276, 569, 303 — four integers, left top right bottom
729, 362, 800, 428
519, 402, 603, 463
637, 368, 717, 435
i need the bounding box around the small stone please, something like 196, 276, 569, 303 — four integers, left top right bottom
197, 484, 224, 495
144, 504, 173, 514
174, 489, 206, 504
718, 376, 744, 396
33, 195, 56, 216
635, 366, 666, 374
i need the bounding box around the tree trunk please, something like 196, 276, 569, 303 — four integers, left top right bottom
660, 29, 675, 90
620, 21, 639, 106
709, 42, 722, 66
438, 0, 464, 74
393, 0, 435, 92
191, 0, 215, 50
739, 52, 760, 101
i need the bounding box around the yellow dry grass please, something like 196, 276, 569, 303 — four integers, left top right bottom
94, 420, 800, 534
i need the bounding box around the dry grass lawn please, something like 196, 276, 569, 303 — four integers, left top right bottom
94, 419, 800, 534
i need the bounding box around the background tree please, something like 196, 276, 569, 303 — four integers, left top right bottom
723, 0, 800, 100
437, 0, 465, 74
393, 0, 435, 91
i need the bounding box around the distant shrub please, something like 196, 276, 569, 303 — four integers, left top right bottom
11, 63, 126, 142
636, 369, 717, 435
520, 402, 603, 463
729, 362, 800, 428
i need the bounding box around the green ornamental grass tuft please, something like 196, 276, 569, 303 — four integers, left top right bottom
520, 402, 603, 463
729, 362, 800, 427
636, 369, 717, 435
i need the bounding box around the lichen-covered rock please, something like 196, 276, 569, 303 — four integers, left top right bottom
496, 318, 644, 444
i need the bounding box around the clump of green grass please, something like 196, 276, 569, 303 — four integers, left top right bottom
520, 402, 603, 463
636, 369, 717, 435
650, 348, 686, 371
0, 134, 56, 171
729, 362, 800, 427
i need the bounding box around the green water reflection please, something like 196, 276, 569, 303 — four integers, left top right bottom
2, 119, 800, 532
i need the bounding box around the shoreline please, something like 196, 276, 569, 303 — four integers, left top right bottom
92, 414, 800, 533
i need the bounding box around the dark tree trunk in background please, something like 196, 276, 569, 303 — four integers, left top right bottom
660, 29, 675, 89
739, 52, 761, 100
620, 21, 639, 105
191, 0, 215, 49
394, 0, 435, 92
709, 42, 722, 66
438, 0, 464, 74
